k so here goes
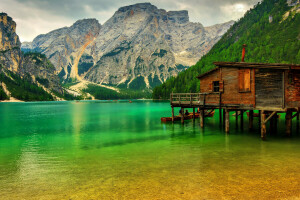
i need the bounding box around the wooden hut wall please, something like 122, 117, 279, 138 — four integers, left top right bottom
199, 67, 255, 107
285, 70, 300, 108
221, 67, 255, 106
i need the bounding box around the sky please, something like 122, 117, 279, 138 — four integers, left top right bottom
0, 0, 261, 42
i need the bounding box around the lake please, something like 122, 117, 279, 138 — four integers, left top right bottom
0, 100, 300, 199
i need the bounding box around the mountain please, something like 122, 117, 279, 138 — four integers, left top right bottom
0, 13, 75, 101
153, 0, 300, 99
22, 3, 234, 91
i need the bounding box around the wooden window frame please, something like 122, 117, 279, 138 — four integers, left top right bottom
239, 69, 251, 93
209, 80, 224, 93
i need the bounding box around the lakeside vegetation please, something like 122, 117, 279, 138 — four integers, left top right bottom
0, 66, 54, 101
83, 84, 152, 100
153, 0, 300, 99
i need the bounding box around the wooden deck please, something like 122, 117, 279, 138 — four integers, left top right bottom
169, 92, 299, 139
170, 93, 286, 111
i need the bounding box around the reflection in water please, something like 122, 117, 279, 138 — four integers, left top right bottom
0, 101, 299, 199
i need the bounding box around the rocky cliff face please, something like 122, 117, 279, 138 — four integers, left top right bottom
0, 13, 64, 98
0, 13, 22, 72
22, 19, 101, 81
22, 3, 234, 89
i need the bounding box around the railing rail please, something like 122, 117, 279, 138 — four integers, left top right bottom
170, 92, 221, 106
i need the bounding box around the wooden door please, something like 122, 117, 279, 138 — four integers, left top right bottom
255, 69, 284, 109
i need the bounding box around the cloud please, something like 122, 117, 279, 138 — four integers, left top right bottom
0, 0, 261, 42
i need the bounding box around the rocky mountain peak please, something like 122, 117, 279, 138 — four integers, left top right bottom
0, 12, 21, 71
72, 18, 100, 29
21, 3, 234, 89
167, 10, 189, 24
117, 3, 158, 13
0, 13, 20, 51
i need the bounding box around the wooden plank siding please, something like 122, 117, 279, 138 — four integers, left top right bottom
255, 69, 284, 109
199, 67, 255, 108
285, 70, 300, 108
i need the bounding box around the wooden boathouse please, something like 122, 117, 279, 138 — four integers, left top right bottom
170, 60, 300, 140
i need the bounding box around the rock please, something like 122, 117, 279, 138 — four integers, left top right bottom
21, 3, 234, 89
0, 13, 64, 97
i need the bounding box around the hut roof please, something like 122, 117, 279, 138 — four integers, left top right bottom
197, 62, 300, 79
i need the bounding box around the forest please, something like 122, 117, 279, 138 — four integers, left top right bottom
153, 0, 300, 99
0, 66, 54, 101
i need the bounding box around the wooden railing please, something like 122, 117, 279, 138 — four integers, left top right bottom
170, 92, 221, 107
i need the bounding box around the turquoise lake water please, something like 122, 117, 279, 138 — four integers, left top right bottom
0, 100, 299, 199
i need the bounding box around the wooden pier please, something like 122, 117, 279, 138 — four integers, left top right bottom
169, 61, 300, 140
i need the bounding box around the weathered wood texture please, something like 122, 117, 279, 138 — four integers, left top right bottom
199, 67, 255, 106
255, 69, 283, 109
285, 70, 300, 108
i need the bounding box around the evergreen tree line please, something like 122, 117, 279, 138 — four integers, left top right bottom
153, 0, 300, 99
83, 84, 152, 100
0, 67, 54, 101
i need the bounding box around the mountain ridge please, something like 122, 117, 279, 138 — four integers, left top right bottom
22, 2, 234, 90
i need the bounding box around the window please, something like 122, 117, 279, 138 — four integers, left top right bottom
213, 81, 220, 92
209, 81, 224, 93
239, 69, 251, 92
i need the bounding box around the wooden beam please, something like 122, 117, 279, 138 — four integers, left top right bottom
172, 107, 174, 123
261, 111, 267, 140
258, 110, 262, 130
225, 110, 230, 133
297, 112, 299, 133
193, 108, 195, 122
200, 109, 204, 128
219, 93, 222, 125
240, 110, 244, 130
235, 111, 238, 129
249, 110, 254, 131
292, 111, 300, 119
181, 108, 184, 124
286, 110, 292, 136
263, 111, 277, 124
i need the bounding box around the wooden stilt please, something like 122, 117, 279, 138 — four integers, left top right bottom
171, 107, 174, 123
225, 110, 230, 133
219, 108, 222, 125
261, 111, 266, 140
181, 108, 184, 124
258, 110, 262, 131
274, 114, 278, 134
249, 110, 254, 131
223, 109, 226, 128
286, 110, 292, 136
200, 109, 204, 128
297, 113, 299, 133
270, 115, 277, 135
193, 108, 195, 122
235, 111, 238, 129
240, 110, 244, 130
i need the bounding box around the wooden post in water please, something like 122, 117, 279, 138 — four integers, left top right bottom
261, 111, 266, 140
225, 109, 230, 133
249, 110, 254, 131
193, 108, 195, 122
181, 108, 184, 124
297, 113, 299, 133
200, 109, 204, 128
171, 106, 174, 123
274, 114, 278, 134
240, 110, 244, 130
258, 110, 262, 130
235, 111, 238, 129
270, 115, 277, 135
285, 110, 292, 136
223, 109, 226, 128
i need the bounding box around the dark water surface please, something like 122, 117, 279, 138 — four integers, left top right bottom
0, 100, 299, 199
